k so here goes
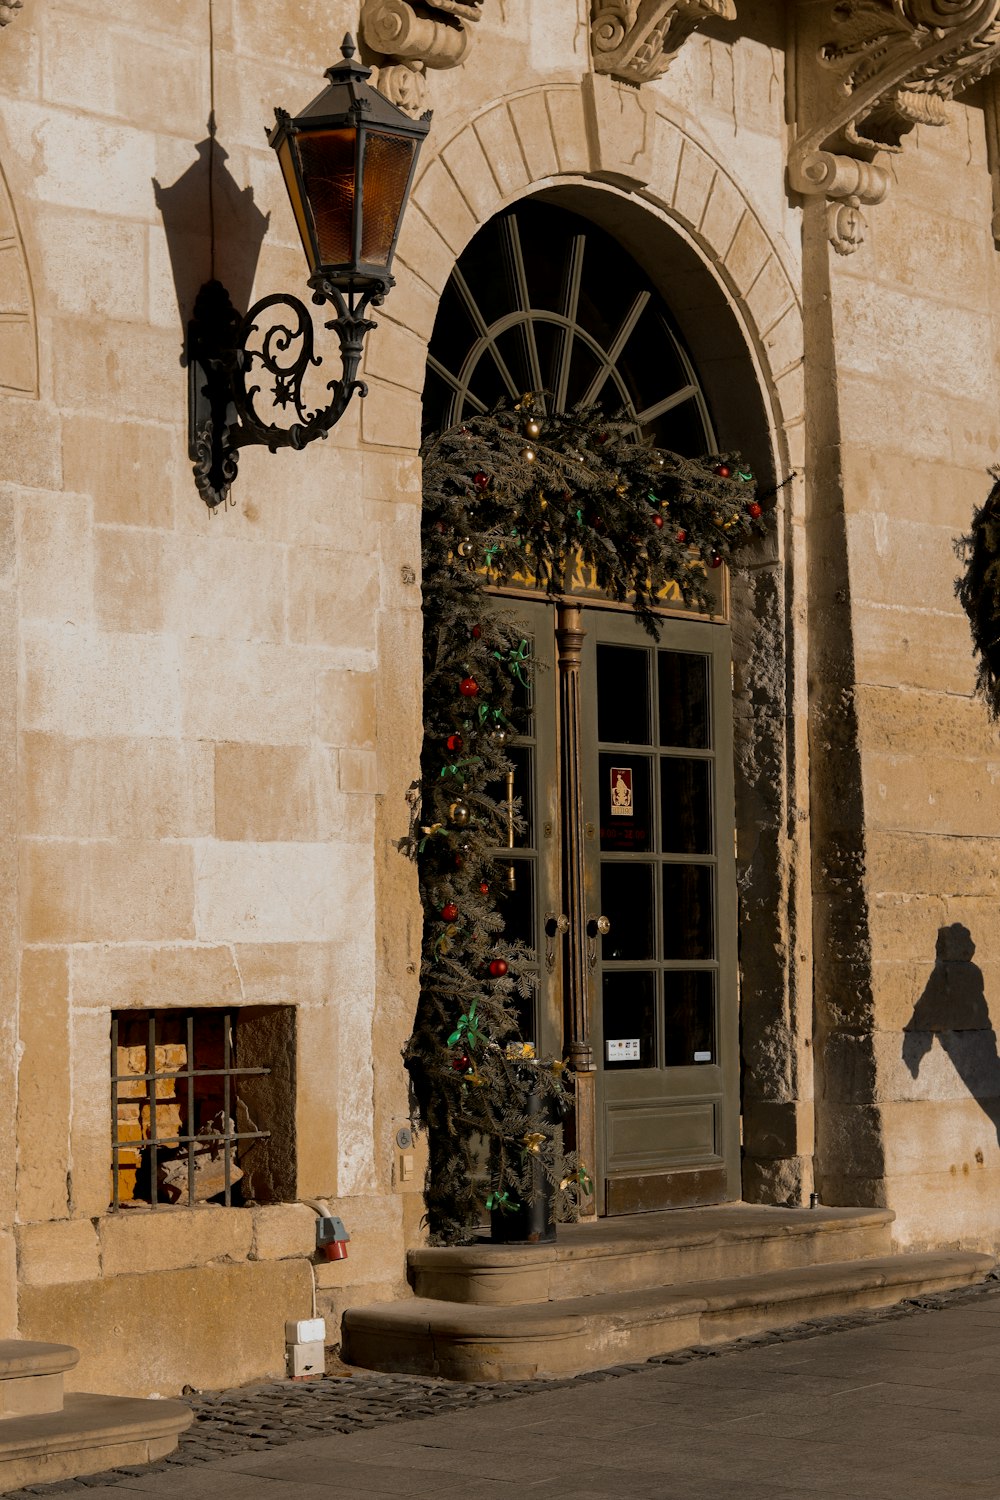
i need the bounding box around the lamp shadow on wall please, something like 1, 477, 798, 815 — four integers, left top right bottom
152, 117, 270, 364
903, 923, 1000, 1146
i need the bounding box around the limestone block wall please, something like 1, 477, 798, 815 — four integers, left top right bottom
0, 0, 428, 1394
813, 95, 1000, 1251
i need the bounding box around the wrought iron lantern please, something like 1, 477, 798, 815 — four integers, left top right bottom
188, 35, 430, 509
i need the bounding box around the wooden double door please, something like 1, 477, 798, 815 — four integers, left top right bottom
497, 597, 740, 1215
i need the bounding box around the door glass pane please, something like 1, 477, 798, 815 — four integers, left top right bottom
494, 858, 535, 949
664, 972, 716, 1067
600, 862, 654, 960
597, 645, 651, 745
602, 971, 656, 1070
599, 754, 652, 852
662, 865, 714, 959
660, 758, 712, 854
658, 651, 710, 749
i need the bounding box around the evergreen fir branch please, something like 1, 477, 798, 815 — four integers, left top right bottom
407, 394, 767, 1243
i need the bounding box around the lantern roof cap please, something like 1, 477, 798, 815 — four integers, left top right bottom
270, 35, 431, 141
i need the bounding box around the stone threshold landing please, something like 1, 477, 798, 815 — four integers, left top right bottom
343, 1206, 995, 1382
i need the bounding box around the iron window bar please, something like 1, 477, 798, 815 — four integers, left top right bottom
111, 1010, 271, 1210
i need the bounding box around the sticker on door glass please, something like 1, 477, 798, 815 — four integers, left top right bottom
610, 766, 633, 818
607, 1038, 641, 1061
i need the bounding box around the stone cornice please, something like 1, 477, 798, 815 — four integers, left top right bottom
361, 0, 483, 116
590, 0, 736, 85
790, 1, 1000, 253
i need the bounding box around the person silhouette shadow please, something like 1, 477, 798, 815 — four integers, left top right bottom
903, 924, 1000, 1147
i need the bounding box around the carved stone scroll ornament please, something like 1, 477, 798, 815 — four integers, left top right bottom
790, 1, 1000, 253
362, 0, 483, 116
590, 0, 736, 86
0, 1, 23, 25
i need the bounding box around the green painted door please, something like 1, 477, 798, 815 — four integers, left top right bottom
496, 597, 740, 1214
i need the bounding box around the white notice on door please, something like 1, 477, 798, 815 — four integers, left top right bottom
607, 1038, 640, 1062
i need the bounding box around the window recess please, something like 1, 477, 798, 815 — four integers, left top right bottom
110, 1006, 296, 1210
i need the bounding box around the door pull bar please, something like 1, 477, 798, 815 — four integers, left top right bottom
586, 914, 610, 970
544, 912, 569, 972
505, 768, 516, 891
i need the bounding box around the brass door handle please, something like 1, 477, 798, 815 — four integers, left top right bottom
586, 914, 610, 969
544, 912, 569, 972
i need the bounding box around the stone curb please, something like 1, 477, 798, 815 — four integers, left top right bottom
11, 1269, 1000, 1495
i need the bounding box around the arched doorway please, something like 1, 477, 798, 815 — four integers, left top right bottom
423, 199, 743, 1215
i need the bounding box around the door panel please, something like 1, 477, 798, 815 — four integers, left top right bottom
582, 608, 740, 1214
492, 596, 739, 1214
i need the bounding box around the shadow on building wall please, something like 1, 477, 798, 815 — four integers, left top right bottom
903, 924, 1000, 1145
153, 117, 269, 363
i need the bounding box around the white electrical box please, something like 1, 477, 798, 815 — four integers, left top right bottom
285, 1317, 326, 1345
606, 1038, 640, 1062
287, 1339, 325, 1379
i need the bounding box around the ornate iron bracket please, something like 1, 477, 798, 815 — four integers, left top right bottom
187, 275, 388, 510
790, 1, 1000, 254
361, 0, 483, 117
590, 0, 736, 86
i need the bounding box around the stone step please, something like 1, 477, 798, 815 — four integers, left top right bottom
409, 1206, 895, 1306
0, 1342, 79, 1420
344, 1249, 994, 1382
0, 1391, 192, 1494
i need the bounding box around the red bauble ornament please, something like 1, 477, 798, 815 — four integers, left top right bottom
441, 903, 459, 922
489, 959, 508, 978
748, 501, 762, 519
451, 1052, 471, 1072
479, 881, 490, 895
473, 471, 489, 491
459, 677, 480, 697
471, 625, 482, 639
446, 733, 463, 752
710, 552, 723, 569
676, 529, 687, 544
651, 514, 664, 528
714, 464, 731, 478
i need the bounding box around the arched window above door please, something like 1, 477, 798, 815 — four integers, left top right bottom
423, 199, 715, 455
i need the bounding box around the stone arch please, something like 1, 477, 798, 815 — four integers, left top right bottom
391, 81, 812, 1207
0, 153, 37, 397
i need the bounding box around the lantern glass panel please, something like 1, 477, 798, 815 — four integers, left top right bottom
275, 136, 315, 271
297, 127, 357, 268
360, 132, 417, 266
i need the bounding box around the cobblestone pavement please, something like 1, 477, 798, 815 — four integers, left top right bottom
10, 1273, 1000, 1498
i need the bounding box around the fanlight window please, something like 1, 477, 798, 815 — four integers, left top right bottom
423, 199, 715, 452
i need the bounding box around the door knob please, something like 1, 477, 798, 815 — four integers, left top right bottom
544, 912, 569, 972
586, 914, 610, 969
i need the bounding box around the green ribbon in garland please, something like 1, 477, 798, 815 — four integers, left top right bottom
485, 1190, 519, 1213
439, 757, 481, 779
493, 638, 531, 686
447, 1000, 483, 1051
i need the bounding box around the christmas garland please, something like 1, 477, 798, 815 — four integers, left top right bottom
956, 468, 1000, 718
404, 397, 766, 1245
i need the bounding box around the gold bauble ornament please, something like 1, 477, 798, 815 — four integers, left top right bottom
525, 418, 542, 440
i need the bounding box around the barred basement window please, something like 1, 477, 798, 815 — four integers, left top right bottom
111, 1007, 296, 1209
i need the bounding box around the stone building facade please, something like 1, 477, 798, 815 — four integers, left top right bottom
1, 0, 999, 1396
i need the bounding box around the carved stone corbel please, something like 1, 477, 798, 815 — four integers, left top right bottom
790, 1, 1000, 254
590, 0, 736, 85
0, 2, 23, 26
362, 0, 483, 117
